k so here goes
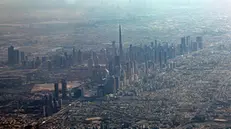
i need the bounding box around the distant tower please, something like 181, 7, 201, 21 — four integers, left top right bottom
14, 49, 20, 64
54, 83, 59, 100
196, 36, 203, 49
72, 47, 76, 63
88, 58, 94, 76
164, 51, 167, 65
181, 37, 186, 54
108, 60, 113, 75
8, 46, 14, 65
119, 25, 124, 62
133, 61, 138, 74
192, 42, 198, 51
159, 51, 162, 69
61, 80, 67, 99
114, 55, 121, 77
154, 40, 158, 63
186, 36, 191, 52
77, 50, 82, 65
114, 76, 120, 92
20, 51, 25, 62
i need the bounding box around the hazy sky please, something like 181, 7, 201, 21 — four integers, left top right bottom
0, 0, 231, 24
1, 0, 230, 11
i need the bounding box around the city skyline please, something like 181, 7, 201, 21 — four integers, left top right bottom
1, 0, 231, 128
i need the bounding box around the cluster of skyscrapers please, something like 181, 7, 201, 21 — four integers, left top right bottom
43, 80, 68, 117
180, 36, 203, 55
6, 25, 204, 107
8, 46, 25, 65
7, 46, 45, 69
86, 25, 204, 96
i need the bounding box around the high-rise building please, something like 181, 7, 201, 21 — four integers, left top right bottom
8, 46, 14, 65
103, 76, 115, 94
114, 55, 121, 76
20, 52, 25, 62
48, 94, 53, 114
93, 52, 99, 66
164, 51, 167, 65
88, 58, 94, 76
115, 65, 121, 77
159, 51, 162, 69
133, 61, 138, 74
14, 49, 20, 64
114, 76, 120, 92
181, 37, 186, 54
54, 83, 59, 100
192, 42, 198, 51
126, 62, 130, 79
180, 43, 184, 55
77, 50, 82, 64
114, 55, 120, 67
186, 36, 191, 52
196, 36, 203, 49
144, 54, 148, 74
119, 25, 124, 63
108, 60, 114, 75
72, 47, 76, 63
52, 97, 58, 113
61, 79, 67, 99
172, 44, 176, 58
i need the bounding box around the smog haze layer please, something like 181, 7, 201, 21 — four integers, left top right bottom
0, 0, 231, 54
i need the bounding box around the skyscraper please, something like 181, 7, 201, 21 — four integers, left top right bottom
181, 37, 186, 54
103, 76, 115, 95
54, 83, 59, 100
108, 60, 114, 75
61, 79, 67, 99
77, 50, 82, 65
119, 25, 124, 62
144, 54, 148, 74
114, 55, 121, 77
72, 47, 76, 63
8, 46, 14, 65
14, 49, 20, 64
114, 76, 120, 92
186, 36, 191, 52
154, 40, 158, 63
196, 36, 203, 49
114, 55, 120, 67
20, 52, 25, 62
159, 51, 162, 69
164, 51, 167, 65
88, 58, 94, 76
